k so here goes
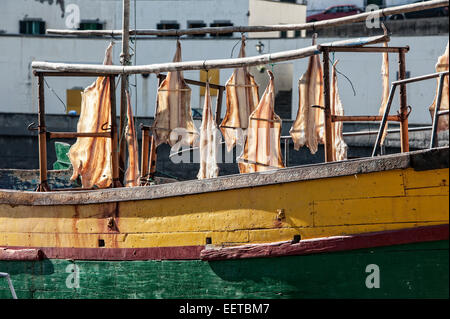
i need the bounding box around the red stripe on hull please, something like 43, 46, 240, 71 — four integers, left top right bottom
1, 225, 448, 261
201, 224, 449, 261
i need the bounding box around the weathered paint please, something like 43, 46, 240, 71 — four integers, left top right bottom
0, 167, 447, 249
0, 240, 447, 299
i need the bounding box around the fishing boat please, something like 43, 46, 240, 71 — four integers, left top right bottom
0, 0, 448, 299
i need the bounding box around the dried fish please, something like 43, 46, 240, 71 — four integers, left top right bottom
197, 83, 220, 179
289, 36, 324, 154
220, 37, 259, 152
331, 60, 348, 161
238, 71, 284, 173
378, 42, 390, 145
68, 43, 114, 188
429, 42, 449, 132
152, 41, 198, 150
124, 90, 140, 187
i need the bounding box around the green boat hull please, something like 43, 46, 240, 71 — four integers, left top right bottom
0, 240, 448, 299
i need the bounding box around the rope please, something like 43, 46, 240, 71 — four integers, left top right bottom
43, 78, 67, 112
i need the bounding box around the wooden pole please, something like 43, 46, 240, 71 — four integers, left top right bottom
398, 49, 409, 153
110, 75, 122, 188
31, 35, 390, 75
139, 125, 150, 185
322, 48, 333, 163
46, 0, 449, 37
119, 0, 131, 185
36, 74, 50, 192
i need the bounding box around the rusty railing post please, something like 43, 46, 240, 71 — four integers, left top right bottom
398, 49, 409, 153
322, 48, 333, 163
36, 74, 50, 192
110, 75, 122, 187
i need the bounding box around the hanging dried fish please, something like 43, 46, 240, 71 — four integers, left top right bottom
220, 37, 259, 152
68, 42, 114, 189
331, 60, 348, 162
378, 41, 390, 145
197, 82, 220, 180
152, 40, 198, 150
238, 71, 284, 173
289, 36, 324, 154
124, 90, 140, 187
429, 42, 449, 132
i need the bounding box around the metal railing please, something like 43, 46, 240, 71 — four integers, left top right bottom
372, 71, 449, 156
0, 272, 18, 299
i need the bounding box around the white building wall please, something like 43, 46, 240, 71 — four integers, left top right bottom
0, 0, 250, 34
248, 0, 306, 38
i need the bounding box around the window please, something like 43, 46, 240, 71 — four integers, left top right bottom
19, 19, 45, 35
280, 31, 287, 38
78, 20, 104, 30
325, 7, 338, 14
188, 20, 207, 37
210, 20, 233, 37
157, 21, 180, 37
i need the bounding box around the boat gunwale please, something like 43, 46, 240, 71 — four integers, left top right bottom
0, 146, 448, 206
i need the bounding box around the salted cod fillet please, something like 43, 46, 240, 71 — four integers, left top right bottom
238, 71, 284, 173
331, 61, 348, 161
197, 83, 220, 180
152, 40, 198, 149
220, 39, 259, 152
124, 90, 140, 187
289, 37, 324, 154
429, 42, 449, 132
378, 42, 390, 145
68, 43, 114, 188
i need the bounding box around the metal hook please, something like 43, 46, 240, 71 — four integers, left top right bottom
101, 122, 111, 131
27, 122, 38, 131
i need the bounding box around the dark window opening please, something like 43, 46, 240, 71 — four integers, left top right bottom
157, 20, 180, 37
19, 19, 45, 35
98, 239, 105, 247
78, 20, 104, 30
188, 20, 207, 37
210, 20, 233, 37
280, 31, 288, 38
295, 30, 301, 38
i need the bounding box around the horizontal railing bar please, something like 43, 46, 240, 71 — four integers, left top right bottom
332, 115, 401, 122
320, 46, 409, 53
392, 71, 449, 86
48, 132, 112, 139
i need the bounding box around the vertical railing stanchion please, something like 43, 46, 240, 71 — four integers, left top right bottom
140, 125, 150, 185
398, 49, 409, 153
372, 85, 398, 157
322, 48, 333, 163
37, 74, 50, 192
430, 73, 446, 149
110, 75, 122, 188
